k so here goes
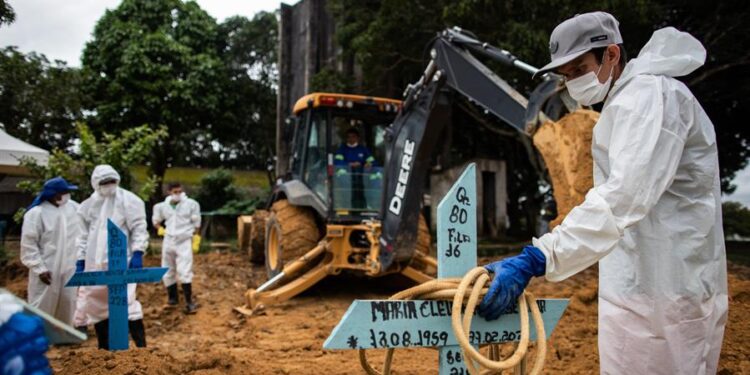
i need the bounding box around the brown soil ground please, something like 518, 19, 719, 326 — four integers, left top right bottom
2, 247, 749, 374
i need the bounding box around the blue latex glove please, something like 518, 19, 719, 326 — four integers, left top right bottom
129, 251, 144, 269
477, 246, 546, 321
0, 313, 52, 375
75, 260, 85, 273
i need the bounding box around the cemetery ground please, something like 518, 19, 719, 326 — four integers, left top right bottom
1, 240, 748, 374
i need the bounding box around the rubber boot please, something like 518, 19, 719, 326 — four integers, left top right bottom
93, 320, 109, 350
166, 283, 179, 306
75, 325, 87, 335
182, 283, 198, 314
128, 319, 147, 348
94, 319, 147, 349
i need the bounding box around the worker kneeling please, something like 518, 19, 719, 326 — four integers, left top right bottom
153, 182, 200, 314
479, 12, 727, 374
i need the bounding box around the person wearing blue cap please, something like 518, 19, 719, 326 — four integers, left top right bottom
20, 176, 81, 326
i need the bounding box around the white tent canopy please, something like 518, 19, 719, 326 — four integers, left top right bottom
0, 129, 49, 174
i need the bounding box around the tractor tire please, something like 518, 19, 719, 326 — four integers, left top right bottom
248, 209, 269, 264
265, 200, 321, 278
415, 214, 432, 256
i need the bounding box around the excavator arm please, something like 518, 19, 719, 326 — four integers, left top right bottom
378, 27, 567, 271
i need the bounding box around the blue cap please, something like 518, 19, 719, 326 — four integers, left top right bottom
27, 177, 78, 210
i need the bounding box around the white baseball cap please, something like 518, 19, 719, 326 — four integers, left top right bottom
534, 11, 623, 78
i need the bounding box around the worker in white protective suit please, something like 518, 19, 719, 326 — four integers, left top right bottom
20, 177, 81, 327
152, 182, 201, 314
75, 165, 150, 349
478, 12, 727, 374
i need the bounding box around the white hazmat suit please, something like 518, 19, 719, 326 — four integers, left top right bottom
20, 200, 80, 325
534, 27, 727, 374
152, 193, 201, 285
76, 165, 149, 324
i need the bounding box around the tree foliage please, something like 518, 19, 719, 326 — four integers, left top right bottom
81, 0, 226, 187
0, 0, 14, 27
193, 168, 240, 212
1, 0, 278, 181
79, 0, 278, 181
722, 201, 750, 238
214, 12, 278, 168
0, 47, 83, 150
328, 0, 750, 194
15, 123, 167, 221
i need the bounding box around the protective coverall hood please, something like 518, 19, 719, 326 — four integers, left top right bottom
610, 27, 705, 99
90, 165, 121, 193
534, 27, 727, 374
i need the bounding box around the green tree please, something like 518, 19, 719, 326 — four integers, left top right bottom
16, 123, 167, 221
194, 168, 239, 212
213, 12, 278, 168
0, 0, 14, 27
722, 201, 750, 238
328, 0, 750, 194
0, 47, 84, 150
81, 0, 226, 195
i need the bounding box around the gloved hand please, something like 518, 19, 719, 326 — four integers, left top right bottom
129, 251, 144, 269
192, 234, 201, 254
335, 168, 348, 177
39, 271, 52, 285
75, 260, 85, 273
157, 227, 166, 237
0, 313, 51, 375
477, 246, 546, 321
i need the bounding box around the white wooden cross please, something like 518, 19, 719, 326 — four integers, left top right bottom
324, 163, 569, 374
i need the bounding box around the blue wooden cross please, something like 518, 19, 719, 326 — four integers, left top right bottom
324, 163, 569, 374
66, 219, 167, 351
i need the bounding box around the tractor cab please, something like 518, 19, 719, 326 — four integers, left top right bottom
288, 93, 401, 222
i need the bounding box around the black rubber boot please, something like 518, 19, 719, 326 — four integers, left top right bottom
128, 319, 147, 348
182, 283, 198, 314
167, 283, 179, 306
93, 320, 109, 350
94, 319, 147, 349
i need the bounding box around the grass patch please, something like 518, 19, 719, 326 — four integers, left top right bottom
130, 166, 269, 189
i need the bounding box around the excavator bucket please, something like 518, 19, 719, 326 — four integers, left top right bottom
401, 251, 438, 284
235, 241, 332, 316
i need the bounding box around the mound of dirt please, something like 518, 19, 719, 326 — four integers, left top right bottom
533, 110, 599, 228
49, 347, 184, 375
2, 247, 748, 374
1, 256, 29, 298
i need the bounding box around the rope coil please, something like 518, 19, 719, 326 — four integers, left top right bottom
358, 267, 546, 375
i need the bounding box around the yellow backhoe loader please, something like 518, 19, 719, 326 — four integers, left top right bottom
236, 27, 588, 315
236, 93, 436, 315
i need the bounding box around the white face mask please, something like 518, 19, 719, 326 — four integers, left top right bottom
171, 193, 182, 202
346, 142, 358, 148
56, 193, 71, 206
565, 53, 614, 106
98, 184, 117, 197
